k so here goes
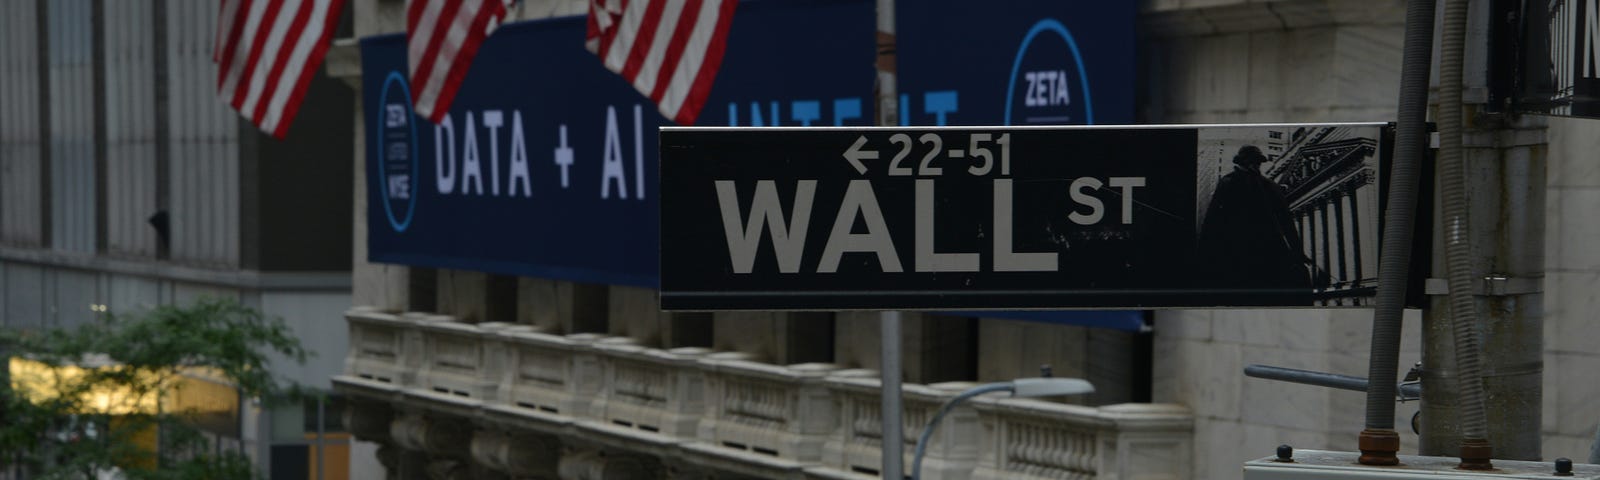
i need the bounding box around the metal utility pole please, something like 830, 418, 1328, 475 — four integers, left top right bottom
1419, 0, 1546, 460
880, 311, 904, 479
1419, 114, 1547, 460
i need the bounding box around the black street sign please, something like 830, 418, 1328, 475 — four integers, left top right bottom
660, 123, 1404, 311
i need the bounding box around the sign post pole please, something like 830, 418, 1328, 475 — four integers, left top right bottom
880, 311, 904, 479
875, 0, 904, 476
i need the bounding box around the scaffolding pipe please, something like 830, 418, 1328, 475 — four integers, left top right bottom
1246, 365, 1421, 399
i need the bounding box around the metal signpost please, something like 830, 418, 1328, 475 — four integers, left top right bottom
659, 123, 1416, 312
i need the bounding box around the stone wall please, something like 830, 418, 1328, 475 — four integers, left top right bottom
1147, 1, 1597, 479
1143, 2, 1414, 474
339, 1, 1600, 479
1543, 117, 1600, 460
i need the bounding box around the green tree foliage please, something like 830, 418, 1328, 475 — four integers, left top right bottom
0, 298, 307, 479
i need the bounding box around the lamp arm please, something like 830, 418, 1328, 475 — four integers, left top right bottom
910, 383, 1015, 480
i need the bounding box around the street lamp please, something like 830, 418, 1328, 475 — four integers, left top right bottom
910, 377, 1095, 480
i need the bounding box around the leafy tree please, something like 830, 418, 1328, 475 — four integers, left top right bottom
0, 298, 307, 479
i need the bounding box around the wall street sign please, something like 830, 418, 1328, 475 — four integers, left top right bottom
659, 123, 1421, 311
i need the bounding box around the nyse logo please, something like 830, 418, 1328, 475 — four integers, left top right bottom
378, 72, 419, 232
387, 142, 409, 161
386, 104, 408, 128
388, 175, 412, 199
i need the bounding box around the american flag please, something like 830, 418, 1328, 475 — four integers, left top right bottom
586, 0, 737, 125
214, 0, 348, 140
407, 0, 516, 123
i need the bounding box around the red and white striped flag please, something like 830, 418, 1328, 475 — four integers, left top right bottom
586, 0, 736, 125
407, 0, 516, 123
214, 0, 348, 140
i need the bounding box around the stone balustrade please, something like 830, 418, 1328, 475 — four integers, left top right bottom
344, 307, 417, 386
497, 327, 605, 420
334, 308, 1194, 479
415, 318, 508, 401
971, 398, 1193, 480
689, 353, 838, 473
819, 372, 980, 480
590, 339, 710, 438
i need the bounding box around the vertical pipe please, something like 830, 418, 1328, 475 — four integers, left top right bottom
37, 0, 53, 249
256, 400, 271, 474
1590, 425, 1599, 464
91, 0, 105, 256
875, 0, 896, 127
1434, 0, 1495, 469
881, 311, 904, 479
1359, 0, 1435, 466
316, 395, 327, 480
153, 0, 170, 260
875, 0, 903, 477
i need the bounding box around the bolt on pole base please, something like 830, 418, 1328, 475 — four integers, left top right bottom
1458, 439, 1493, 470
1359, 429, 1401, 465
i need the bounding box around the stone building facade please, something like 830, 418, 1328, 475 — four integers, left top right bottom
330, 1, 1600, 479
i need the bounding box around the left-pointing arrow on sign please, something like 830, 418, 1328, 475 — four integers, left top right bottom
843, 135, 878, 175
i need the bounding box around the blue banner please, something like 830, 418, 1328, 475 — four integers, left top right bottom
897, 0, 1142, 331
363, 0, 1144, 331
895, 1, 1135, 126
363, 0, 875, 287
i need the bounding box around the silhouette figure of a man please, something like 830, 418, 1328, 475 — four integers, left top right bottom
1198, 145, 1312, 291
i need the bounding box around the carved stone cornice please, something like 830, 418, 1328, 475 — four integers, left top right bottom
343, 398, 396, 443
471, 429, 561, 478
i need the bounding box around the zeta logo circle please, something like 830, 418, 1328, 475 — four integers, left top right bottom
377, 71, 420, 232
1004, 18, 1094, 126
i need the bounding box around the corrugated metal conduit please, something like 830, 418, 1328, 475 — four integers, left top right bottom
1358, 0, 1436, 466
1436, 0, 1494, 469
